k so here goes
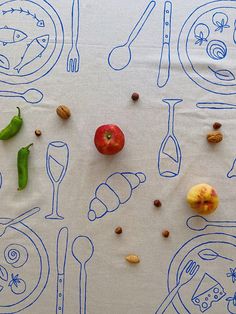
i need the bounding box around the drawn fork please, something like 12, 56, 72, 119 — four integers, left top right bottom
67, 0, 80, 73
155, 260, 200, 314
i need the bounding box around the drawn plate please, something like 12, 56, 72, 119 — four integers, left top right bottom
168, 233, 236, 314
178, 0, 236, 95
0, 219, 49, 313
0, 0, 64, 85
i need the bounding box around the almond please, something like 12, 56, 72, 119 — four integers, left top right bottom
125, 254, 140, 264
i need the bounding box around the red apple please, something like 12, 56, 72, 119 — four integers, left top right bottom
94, 124, 125, 155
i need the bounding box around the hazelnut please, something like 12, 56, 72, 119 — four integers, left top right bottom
115, 226, 122, 234
131, 92, 139, 101
154, 199, 162, 207
35, 129, 42, 136
56, 105, 71, 119
213, 122, 222, 130
162, 230, 170, 238
207, 131, 223, 143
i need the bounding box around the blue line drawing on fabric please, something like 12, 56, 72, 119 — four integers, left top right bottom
45, 141, 69, 220
191, 272, 226, 312
0, 26, 27, 46
0, 172, 2, 189
0, 206, 40, 237
212, 12, 230, 32
226, 292, 236, 313
4, 244, 29, 268
56, 227, 68, 314
0, 0, 64, 85
196, 102, 236, 109
178, 1, 236, 95
88, 171, 146, 221
186, 215, 236, 231
167, 232, 236, 314
108, 0, 156, 71
228, 158, 236, 178
227, 268, 236, 283
0, 265, 8, 282
198, 248, 233, 262
206, 40, 227, 60
14, 34, 49, 73
157, 1, 172, 88
157, 98, 182, 178
155, 260, 200, 314
67, 0, 80, 73
0, 54, 10, 70
0, 88, 44, 104
194, 23, 210, 46
0, 217, 50, 313
9, 273, 26, 295
208, 66, 235, 81
2, 8, 45, 27
233, 20, 236, 43
71, 235, 94, 314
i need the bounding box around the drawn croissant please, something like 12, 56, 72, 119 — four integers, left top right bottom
88, 171, 146, 221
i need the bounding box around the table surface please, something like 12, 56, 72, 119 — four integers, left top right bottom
0, 0, 236, 313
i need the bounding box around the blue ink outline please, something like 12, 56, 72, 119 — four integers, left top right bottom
0, 88, 44, 104
56, 227, 68, 314
194, 23, 210, 45
196, 102, 236, 109
0, 219, 50, 313
4, 244, 29, 268
0, 26, 27, 46
45, 141, 69, 220
87, 171, 146, 221
226, 292, 236, 313
206, 39, 227, 60
0, 0, 64, 85
186, 215, 236, 231
157, 98, 182, 178
198, 248, 233, 261
9, 273, 27, 295
157, 1, 172, 88
71, 235, 94, 314
2, 7, 45, 27
227, 158, 236, 178
108, 0, 156, 71
178, 1, 236, 95
167, 232, 236, 314
212, 11, 230, 32
66, 0, 80, 73
0, 172, 2, 189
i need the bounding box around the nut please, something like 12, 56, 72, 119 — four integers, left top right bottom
131, 92, 139, 101
154, 199, 162, 207
115, 226, 122, 234
125, 255, 140, 264
162, 230, 170, 238
35, 129, 42, 136
213, 122, 222, 130
207, 131, 223, 143
56, 105, 71, 119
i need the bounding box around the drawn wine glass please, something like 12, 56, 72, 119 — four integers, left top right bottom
157, 98, 183, 178
45, 141, 69, 220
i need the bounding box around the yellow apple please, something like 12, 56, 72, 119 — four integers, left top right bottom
187, 183, 219, 215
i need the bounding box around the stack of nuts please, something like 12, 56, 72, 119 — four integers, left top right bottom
207, 122, 223, 143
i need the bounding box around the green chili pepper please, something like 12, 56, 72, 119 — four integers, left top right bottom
17, 143, 33, 190
0, 107, 23, 140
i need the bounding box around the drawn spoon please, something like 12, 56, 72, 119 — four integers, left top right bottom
187, 215, 236, 231
0, 207, 40, 237
0, 88, 43, 104
108, 0, 156, 71
71, 235, 94, 314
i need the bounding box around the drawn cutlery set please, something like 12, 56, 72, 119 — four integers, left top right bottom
57, 228, 94, 314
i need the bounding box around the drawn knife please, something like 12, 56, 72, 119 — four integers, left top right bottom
157, 1, 172, 88
56, 227, 69, 314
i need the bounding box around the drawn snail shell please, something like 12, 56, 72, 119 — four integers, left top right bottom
88, 171, 146, 221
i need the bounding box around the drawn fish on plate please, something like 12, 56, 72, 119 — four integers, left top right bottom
0, 26, 27, 46
14, 34, 49, 73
